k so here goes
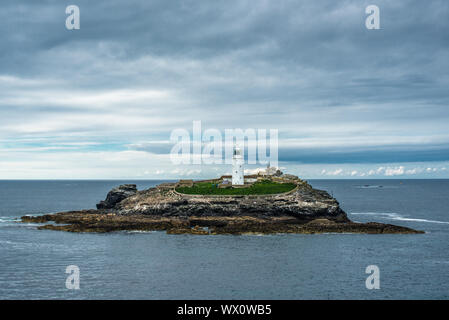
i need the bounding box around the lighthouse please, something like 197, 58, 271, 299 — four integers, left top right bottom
232, 144, 244, 185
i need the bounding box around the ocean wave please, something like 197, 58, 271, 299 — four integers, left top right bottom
0, 217, 44, 229
350, 212, 449, 224
0, 217, 20, 223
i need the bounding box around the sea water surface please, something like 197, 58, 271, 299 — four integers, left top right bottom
0, 179, 448, 299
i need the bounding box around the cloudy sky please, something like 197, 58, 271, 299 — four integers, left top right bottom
1, 0, 449, 179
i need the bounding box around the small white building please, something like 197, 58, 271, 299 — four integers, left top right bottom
232, 144, 244, 185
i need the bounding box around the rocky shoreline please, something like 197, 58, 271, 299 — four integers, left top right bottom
21, 212, 423, 234
20, 177, 424, 235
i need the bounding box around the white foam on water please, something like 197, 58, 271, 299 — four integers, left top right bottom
350, 212, 449, 224
390, 217, 449, 224
0, 217, 46, 229
0, 217, 21, 227
0, 217, 20, 223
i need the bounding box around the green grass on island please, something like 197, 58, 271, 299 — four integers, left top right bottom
175, 180, 297, 195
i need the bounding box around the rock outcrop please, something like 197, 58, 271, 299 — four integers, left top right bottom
21, 178, 424, 235
96, 184, 137, 209
114, 180, 348, 222
21, 212, 422, 234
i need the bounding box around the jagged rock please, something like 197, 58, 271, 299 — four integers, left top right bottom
21, 212, 423, 234
115, 180, 349, 221
96, 184, 137, 209
21, 178, 424, 235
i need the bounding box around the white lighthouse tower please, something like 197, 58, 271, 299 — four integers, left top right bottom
232, 143, 244, 185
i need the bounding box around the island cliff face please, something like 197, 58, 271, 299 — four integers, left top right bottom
113, 180, 347, 220
96, 184, 138, 209
21, 176, 424, 235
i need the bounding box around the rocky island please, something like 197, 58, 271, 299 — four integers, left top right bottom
21, 170, 423, 235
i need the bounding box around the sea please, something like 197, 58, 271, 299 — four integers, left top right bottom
0, 179, 448, 299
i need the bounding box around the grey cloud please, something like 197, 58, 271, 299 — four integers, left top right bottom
0, 0, 449, 167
